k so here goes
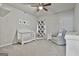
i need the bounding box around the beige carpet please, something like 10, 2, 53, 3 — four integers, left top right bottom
0, 40, 66, 56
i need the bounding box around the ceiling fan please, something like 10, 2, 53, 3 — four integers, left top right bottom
30, 3, 52, 12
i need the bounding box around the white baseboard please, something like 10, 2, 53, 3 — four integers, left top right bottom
0, 38, 47, 47
0, 42, 17, 48
20, 39, 36, 45
0, 39, 36, 47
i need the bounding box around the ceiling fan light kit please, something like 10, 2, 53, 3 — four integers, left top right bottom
30, 3, 52, 12
38, 6, 43, 10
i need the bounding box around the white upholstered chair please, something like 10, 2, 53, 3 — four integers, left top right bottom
50, 30, 67, 45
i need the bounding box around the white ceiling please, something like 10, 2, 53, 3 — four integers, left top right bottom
3, 3, 75, 17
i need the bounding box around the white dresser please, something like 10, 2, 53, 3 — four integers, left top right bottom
65, 32, 79, 56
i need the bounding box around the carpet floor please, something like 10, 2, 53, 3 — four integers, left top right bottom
0, 39, 66, 56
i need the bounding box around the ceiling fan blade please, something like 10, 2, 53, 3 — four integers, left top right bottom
43, 7, 48, 11
43, 3, 51, 6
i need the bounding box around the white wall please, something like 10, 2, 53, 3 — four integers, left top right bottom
74, 4, 79, 32
17, 13, 37, 32
0, 8, 19, 46
0, 4, 37, 47
39, 10, 74, 35
39, 15, 59, 35
57, 10, 74, 32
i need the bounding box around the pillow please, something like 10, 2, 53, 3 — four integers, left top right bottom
57, 32, 63, 36
62, 30, 67, 37
52, 32, 58, 37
